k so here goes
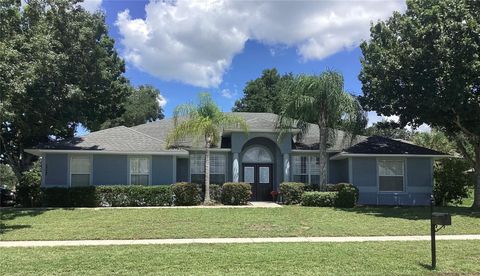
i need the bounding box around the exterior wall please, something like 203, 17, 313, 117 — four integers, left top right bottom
329, 158, 349, 184
43, 153, 69, 187
152, 155, 175, 185
92, 155, 128, 185
231, 132, 291, 154
351, 157, 433, 206
176, 157, 189, 182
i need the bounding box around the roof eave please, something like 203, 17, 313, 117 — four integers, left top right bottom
330, 153, 453, 160
24, 149, 189, 156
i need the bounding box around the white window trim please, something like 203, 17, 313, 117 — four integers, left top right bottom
128, 156, 152, 185
68, 155, 93, 187
377, 158, 407, 193
189, 153, 227, 182
292, 155, 326, 185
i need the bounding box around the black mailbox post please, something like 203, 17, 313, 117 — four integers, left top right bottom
430, 195, 451, 270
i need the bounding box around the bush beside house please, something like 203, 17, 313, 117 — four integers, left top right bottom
221, 182, 251, 205
301, 192, 337, 207
279, 182, 305, 204
172, 182, 200, 206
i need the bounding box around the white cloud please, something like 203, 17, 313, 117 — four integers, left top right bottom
367, 111, 431, 133
80, 0, 102, 13
157, 94, 167, 107
220, 88, 236, 99
116, 0, 405, 88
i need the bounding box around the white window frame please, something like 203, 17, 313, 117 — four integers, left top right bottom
128, 156, 151, 185
69, 155, 92, 187
377, 159, 406, 193
292, 155, 323, 185
189, 153, 227, 182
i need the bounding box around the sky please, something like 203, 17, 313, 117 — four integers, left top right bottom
77, 0, 429, 135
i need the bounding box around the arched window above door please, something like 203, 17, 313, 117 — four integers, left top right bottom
242, 146, 273, 163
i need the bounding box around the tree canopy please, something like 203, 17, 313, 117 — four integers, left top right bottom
363, 120, 413, 140
233, 68, 293, 114
278, 71, 365, 188
359, 0, 480, 206
0, 0, 163, 176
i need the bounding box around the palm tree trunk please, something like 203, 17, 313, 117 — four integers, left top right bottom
204, 141, 211, 204
318, 114, 328, 191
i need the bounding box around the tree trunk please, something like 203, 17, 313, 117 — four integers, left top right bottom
204, 141, 211, 204
474, 144, 480, 208
318, 115, 328, 191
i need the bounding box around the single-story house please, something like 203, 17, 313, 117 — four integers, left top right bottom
26, 112, 449, 205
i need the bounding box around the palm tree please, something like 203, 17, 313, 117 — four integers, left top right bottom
167, 93, 248, 204
277, 71, 365, 190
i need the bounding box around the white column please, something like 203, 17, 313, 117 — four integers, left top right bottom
283, 153, 290, 182
233, 153, 239, 182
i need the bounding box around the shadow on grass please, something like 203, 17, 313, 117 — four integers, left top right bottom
0, 208, 50, 235
418, 262, 434, 271
337, 206, 480, 221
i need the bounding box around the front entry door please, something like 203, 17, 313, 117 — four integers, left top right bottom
242, 163, 273, 201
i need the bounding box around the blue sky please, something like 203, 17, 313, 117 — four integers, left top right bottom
77, 0, 410, 135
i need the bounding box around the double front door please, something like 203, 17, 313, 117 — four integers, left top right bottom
242, 163, 273, 201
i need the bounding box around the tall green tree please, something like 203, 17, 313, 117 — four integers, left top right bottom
0, 0, 131, 175
364, 120, 413, 140
0, 164, 18, 190
167, 93, 248, 204
413, 131, 471, 206
101, 85, 165, 129
359, 0, 480, 207
277, 71, 365, 189
233, 68, 293, 114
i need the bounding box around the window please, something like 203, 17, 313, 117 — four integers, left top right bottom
190, 154, 226, 184
292, 156, 322, 185
242, 147, 273, 163
378, 160, 404, 192
70, 156, 91, 187
130, 157, 150, 185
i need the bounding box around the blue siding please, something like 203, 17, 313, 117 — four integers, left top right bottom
352, 157, 433, 206
329, 158, 349, 184
152, 155, 174, 185
92, 155, 128, 185
43, 154, 68, 187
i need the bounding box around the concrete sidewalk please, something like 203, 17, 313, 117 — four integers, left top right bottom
1, 235, 479, 248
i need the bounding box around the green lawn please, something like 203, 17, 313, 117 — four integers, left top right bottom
2, 241, 480, 275
1, 206, 479, 241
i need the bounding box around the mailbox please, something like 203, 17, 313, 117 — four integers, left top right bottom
432, 212, 451, 226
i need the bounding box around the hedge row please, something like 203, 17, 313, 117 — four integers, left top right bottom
35, 182, 252, 207
281, 182, 359, 208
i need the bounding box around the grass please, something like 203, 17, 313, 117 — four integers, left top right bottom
1, 206, 479, 241
1, 241, 480, 275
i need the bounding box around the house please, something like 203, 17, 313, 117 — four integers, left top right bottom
25, 112, 449, 205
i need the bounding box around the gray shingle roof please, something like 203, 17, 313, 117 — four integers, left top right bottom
30, 112, 439, 155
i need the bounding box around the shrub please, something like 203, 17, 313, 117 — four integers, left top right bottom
172, 182, 200, 206
42, 187, 71, 207
16, 161, 43, 207
334, 183, 359, 208
433, 158, 471, 206
279, 182, 305, 204
209, 184, 222, 203
221, 182, 251, 205
70, 186, 97, 207
301, 192, 337, 207
96, 185, 173, 207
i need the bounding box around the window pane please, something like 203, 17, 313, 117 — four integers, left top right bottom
71, 157, 91, 174
210, 174, 225, 185
130, 158, 149, 174
310, 157, 320, 175
293, 175, 308, 184
243, 147, 272, 163
244, 167, 254, 183
210, 154, 226, 174
259, 167, 270, 183
379, 176, 404, 192
310, 175, 320, 185
190, 154, 205, 174
378, 160, 403, 176
131, 174, 149, 185
191, 174, 205, 184
71, 174, 90, 187
293, 156, 309, 175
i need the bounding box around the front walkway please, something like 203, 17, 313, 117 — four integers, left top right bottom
2, 235, 479, 248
